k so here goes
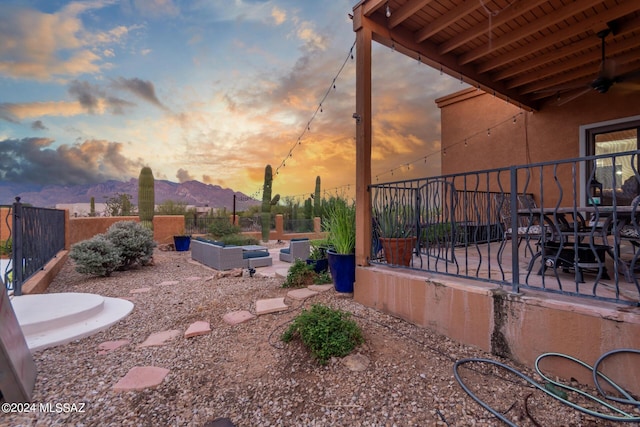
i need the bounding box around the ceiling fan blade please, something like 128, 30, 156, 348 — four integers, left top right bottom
557, 87, 593, 106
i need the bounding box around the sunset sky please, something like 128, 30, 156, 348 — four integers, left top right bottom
0, 0, 463, 202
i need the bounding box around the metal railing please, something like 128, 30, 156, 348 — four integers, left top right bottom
370, 150, 640, 306
284, 218, 314, 233
11, 197, 66, 295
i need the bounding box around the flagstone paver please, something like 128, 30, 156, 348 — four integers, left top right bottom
157, 280, 179, 287
138, 329, 181, 347
112, 366, 170, 391
287, 288, 318, 300
222, 310, 256, 325
185, 321, 211, 338
308, 284, 334, 292
255, 297, 288, 315
130, 287, 152, 294
97, 340, 130, 355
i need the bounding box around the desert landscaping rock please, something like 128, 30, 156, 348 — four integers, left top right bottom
129, 286, 151, 294
97, 339, 130, 355
4, 249, 619, 426
184, 321, 211, 338
308, 283, 333, 292
138, 329, 181, 347
341, 353, 370, 372
111, 366, 170, 391
255, 296, 288, 315
286, 288, 318, 300
222, 310, 256, 325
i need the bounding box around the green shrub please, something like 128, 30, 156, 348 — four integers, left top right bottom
283, 259, 316, 288
105, 221, 155, 269
209, 219, 241, 238
219, 233, 259, 246
70, 235, 122, 277
281, 304, 364, 364
0, 239, 11, 257
313, 271, 332, 285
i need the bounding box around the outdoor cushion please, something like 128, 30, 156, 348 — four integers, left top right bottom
620, 226, 640, 239
290, 237, 309, 242
243, 251, 269, 259
280, 248, 291, 254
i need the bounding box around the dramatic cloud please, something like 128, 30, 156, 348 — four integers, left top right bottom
0, 101, 87, 121
176, 168, 194, 183
31, 120, 48, 131
111, 77, 167, 110
0, 137, 144, 185
0, 2, 131, 81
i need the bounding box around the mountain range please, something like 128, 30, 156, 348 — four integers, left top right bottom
0, 179, 260, 211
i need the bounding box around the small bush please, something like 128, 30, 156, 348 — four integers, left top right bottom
281, 304, 364, 365
105, 221, 155, 269
0, 238, 11, 256
70, 235, 122, 277
313, 271, 332, 285
220, 233, 259, 246
283, 259, 316, 288
209, 219, 241, 238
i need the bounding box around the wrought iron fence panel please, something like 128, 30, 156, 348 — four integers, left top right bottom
370, 150, 640, 306
12, 199, 65, 295
284, 218, 313, 233
2, 205, 12, 291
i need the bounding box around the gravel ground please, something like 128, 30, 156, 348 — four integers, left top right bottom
4, 249, 638, 427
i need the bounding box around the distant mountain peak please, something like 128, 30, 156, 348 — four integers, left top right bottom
0, 179, 259, 210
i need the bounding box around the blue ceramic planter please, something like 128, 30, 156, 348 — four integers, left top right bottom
327, 250, 355, 293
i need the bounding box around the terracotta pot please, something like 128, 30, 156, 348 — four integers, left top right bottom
379, 237, 416, 266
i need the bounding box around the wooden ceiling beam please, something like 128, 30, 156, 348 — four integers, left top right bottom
477, 2, 640, 74
507, 36, 640, 90
363, 13, 538, 110
361, 0, 388, 17
389, 0, 435, 29
438, 0, 548, 55
414, 0, 482, 42
459, 0, 604, 65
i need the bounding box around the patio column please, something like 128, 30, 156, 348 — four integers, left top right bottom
353, 6, 372, 267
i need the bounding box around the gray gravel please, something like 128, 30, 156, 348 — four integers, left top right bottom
3, 249, 635, 426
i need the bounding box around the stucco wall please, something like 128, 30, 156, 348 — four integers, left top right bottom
438, 88, 640, 175
355, 265, 640, 396
68, 215, 185, 246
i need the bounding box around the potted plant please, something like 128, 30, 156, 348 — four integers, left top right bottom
374, 202, 417, 266
324, 198, 356, 293
306, 239, 329, 273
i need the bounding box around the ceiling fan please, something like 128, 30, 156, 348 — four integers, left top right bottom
551, 29, 640, 105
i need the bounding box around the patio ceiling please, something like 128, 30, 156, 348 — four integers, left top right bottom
353, 0, 640, 111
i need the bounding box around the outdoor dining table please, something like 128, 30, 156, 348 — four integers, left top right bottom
518, 206, 640, 283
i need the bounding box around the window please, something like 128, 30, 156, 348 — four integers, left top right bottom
586, 120, 640, 205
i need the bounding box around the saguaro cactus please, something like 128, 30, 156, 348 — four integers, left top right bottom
313, 176, 321, 217
90, 196, 96, 217
261, 165, 273, 242
138, 166, 155, 230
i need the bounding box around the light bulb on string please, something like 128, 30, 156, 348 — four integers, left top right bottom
487, 128, 491, 136
385, 3, 391, 17
513, 116, 517, 124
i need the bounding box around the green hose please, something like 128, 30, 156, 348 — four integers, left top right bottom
454, 350, 640, 425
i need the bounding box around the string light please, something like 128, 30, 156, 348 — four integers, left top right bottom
386, 2, 391, 18
373, 111, 526, 181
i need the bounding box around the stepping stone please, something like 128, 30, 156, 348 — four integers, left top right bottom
185, 321, 211, 338
287, 288, 318, 300
308, 284, 333, 292
223, 310, 256, 325
130, 287, 151, 294
157, 280, 179, 287
98, 339, 130, 355
138, 329, 181, 347
112, 366, 170, 391
255, 297, 288, 315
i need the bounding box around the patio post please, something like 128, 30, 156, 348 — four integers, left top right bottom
353, 6, 373, 267
510, 168, 520, 292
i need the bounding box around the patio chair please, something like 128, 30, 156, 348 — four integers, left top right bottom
495, 193, 551, 258
279, 238, 310, 263
616, 195, 640, 283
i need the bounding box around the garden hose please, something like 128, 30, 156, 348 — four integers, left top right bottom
454, 350, 640, 426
